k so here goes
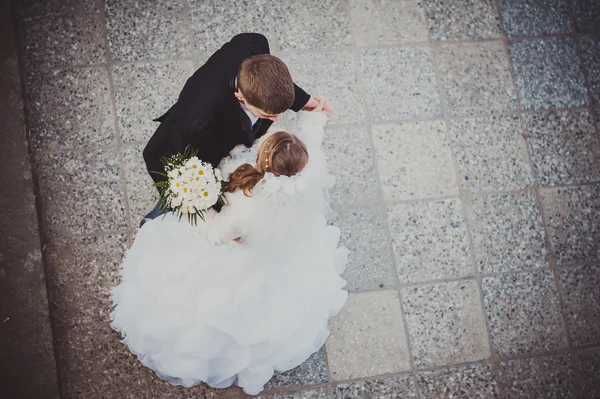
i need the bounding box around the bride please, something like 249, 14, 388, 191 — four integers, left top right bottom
110, 101, 348, 395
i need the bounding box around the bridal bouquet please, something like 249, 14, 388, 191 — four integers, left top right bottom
153, 147, 227, 225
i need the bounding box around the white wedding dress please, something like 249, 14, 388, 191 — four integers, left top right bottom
110, 112, 348, 395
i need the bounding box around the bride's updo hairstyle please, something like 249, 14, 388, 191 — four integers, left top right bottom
228, 131, 309, 196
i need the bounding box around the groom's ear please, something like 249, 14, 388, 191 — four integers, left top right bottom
234, 90, 244, 102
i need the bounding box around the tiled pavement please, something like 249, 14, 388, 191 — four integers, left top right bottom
8, 0, 600, 397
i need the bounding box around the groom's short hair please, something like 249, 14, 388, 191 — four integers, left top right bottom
237, 54, 295, 115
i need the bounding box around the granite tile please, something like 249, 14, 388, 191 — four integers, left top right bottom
416, 363, 499, 398
149, 373, 234, 398
332, 207, 396, 292
26, 68, 115, 152
323, 126, 380, 206
434, 41, 517, 117
111, 61, 194, 143
482, 270, 568, 356
524, 109, 600, 186
348, 0, 428, 46
45, 234, 127, 327
558, 264, 600, 346
372, 121, 458, 202
422, 0, 501, 41
509, 38, 588, 110
401, 280, 490, 368
258, 389, 328, 399
326, 291, 411, 380
17, 0, 99, 19
447, 116, 533, 193
123, 144, 159, 228
360, 47, 442, 121
498, 0, 571, 37
35, 149, 128, 236
388, 200, 473, 284
266, 349, 327, 388
105, 0, 191, 61
575, 347, 600, 399
56, 322, 146, 399
333, 375, 418, 398
495, 353, 576, 398
539, 184, 600, 265
271, 0, 352, 50
279, 50, 365, 125
467, 191, 547, 274
580, 36, 600, 104
573, 0, 600, 33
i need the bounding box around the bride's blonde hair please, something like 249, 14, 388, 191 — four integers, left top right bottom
228, 131, 309, 196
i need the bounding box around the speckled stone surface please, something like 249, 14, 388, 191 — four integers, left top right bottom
372, 121, 458, 202
280, 50, 365, 125
422, 0, 501, 41
333, 375, 418, 398
401, 280, 489, 368
495, 353, 576, 398
111, 61, 194, 143
45, 234, 127, 327
55, 322, 147, 399
447, 116, 533, 193
509, 38, 588, 110
575, 347, 600, 398
558, 264, 600, 346
388, 200, 473, 284
573, 0, 600, 33
434, 41, 517, 117
326, 291, 411, 380
360, 47, 442, 121
105, 0, 191, 61
466, 192, 547, 274
258, 389, 328, 399
498, 0, 571, 37
150, 372, 239, 399
26, 68, 115, 152
580, 36, 600, 104
34, 149, 128, 236
416, 363, 499, 398
348, 0, 428, 46
539, 184, 600, 265
123, 144, 160, 227
332, 207, 396, 292
323, 126, 380, 206
482, 270, 568, 356
20, 13, 106, 68
266, 349, 327, 389
16, 0, 99, 20
271, 0, 352, 50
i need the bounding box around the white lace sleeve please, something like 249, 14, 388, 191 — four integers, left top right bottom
293, 111, 333, 190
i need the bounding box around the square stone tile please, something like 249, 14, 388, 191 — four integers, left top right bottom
332, 207, 396, 291
360, 47, 442, 121
105, 0, 191, 61
26, 68, 115, 152
558, 264, 600, 346
575, 347, 600, 398
266, 349, 327, 389
416, 363, 499, 398
422, 0, 501, 41
326, 291, 411, 380
401, 280, 490, 368
258, 389, 328, 399
495, 354, 576, 398
323, 126, 380, 206
348, 0, 428, 46
573, 0, 600, 33
372, 121, 458, 202
467, 191, 547, 274
279, 50, 365, 125
524, 109, 600, 186
498, 0, 571, 37
580, 36, 600, 104
35, 149, 128, 236
149, 373, 233, 399
271, 0, 352, 50
482, 270, 568, 356
509, 38, 588, 110
388, 200, 473, 284
189, 0, 272, 58
111, 61, 194, 143
539, 184, 600, 265
17, 0, 99, 20
447, 116, 533, 193
434, 41, 517, 117
45, 234, 127, 327
123, 144, 160, 228
20, 13, 106, 68
333, 375, 418, 398
55, 322, 147, 399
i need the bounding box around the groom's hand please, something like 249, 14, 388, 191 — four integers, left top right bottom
302, 96, 333, 116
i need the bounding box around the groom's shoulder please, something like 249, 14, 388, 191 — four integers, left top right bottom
206, 33, 270, 68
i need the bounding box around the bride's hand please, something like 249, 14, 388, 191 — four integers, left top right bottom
313, 97, 330, 117
303, 96, 332, 116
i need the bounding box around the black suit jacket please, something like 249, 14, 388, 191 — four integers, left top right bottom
143, 33, 310, 185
